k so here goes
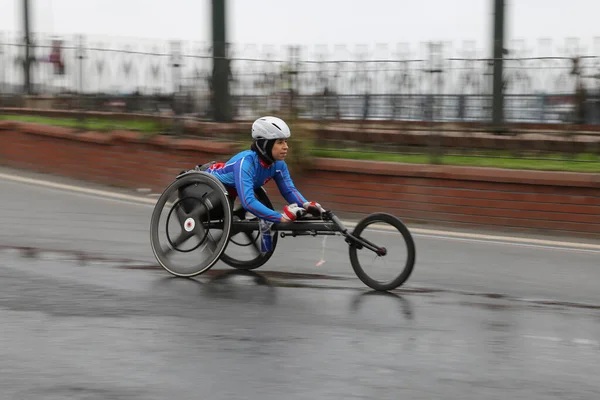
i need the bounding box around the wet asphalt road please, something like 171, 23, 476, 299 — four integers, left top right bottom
1, 167, 600, 399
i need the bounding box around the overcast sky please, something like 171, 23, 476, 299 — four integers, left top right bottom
1, 0, 599, 56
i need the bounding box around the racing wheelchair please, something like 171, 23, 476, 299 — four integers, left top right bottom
149, 168, 416, 291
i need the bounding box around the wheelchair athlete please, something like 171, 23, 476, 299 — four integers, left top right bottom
203, 116, 325, 223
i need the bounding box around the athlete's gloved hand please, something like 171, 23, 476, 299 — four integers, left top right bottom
280, 203, 306, 222
303, 201, 326, 216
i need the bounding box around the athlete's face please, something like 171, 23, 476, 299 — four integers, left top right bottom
271, 139, 288, 161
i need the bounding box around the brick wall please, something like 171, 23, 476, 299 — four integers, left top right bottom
1, 120, 599, 237
289, 159, 600, 236
0, 121, 235, 190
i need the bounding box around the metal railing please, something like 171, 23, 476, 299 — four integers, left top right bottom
1, 33, 600, 125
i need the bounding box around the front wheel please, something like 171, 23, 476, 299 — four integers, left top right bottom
348, 213, 416, 291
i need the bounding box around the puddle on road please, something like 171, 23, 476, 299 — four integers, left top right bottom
2, 245, 600, 313
0, 245, 134, 265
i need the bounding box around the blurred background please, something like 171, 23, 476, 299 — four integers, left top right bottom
1, 0, 599, 124
2, 0, 600, 172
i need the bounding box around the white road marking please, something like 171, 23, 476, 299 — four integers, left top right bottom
0, 172, 157, 205
412, 233, 600, 254
523, 335, 600, 347
411, 229, 600, 251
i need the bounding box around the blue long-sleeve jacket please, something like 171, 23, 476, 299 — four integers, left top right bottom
206, 150, 307, 223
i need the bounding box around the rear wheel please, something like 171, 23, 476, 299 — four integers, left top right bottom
220, 187, 278, 270
349, 213, 416, 291
150, 172, 232, 277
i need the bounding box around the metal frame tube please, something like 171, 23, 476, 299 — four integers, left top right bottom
223, 220, 340, 234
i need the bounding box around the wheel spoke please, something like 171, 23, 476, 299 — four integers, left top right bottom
175, 204, 187, 224
163, 231, 194, 255
189, 192, 223, 220
188, 202, 208, 220
203, 232, 219, 253
194, 221, 207, 240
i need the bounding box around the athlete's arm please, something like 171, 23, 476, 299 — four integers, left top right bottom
234, 157, 285, 223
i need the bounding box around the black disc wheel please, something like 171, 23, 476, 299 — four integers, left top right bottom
150, 172, 232, 277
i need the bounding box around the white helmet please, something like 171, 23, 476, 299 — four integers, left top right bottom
251, 116, 291, 140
